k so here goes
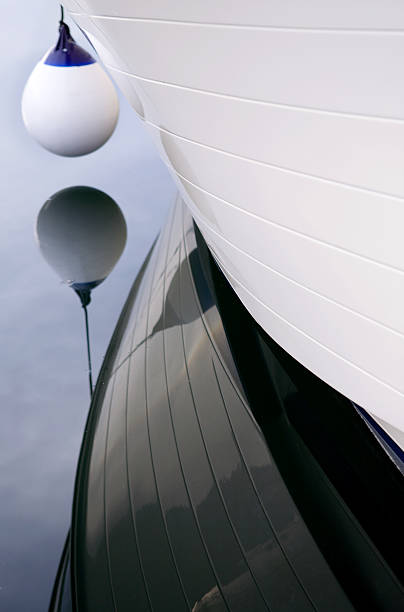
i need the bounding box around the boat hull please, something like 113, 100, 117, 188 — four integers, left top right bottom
64, 0, 404, 448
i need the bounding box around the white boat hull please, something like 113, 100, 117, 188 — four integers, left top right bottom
64, 0, 404, 449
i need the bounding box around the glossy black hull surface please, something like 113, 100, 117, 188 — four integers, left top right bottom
53, 197, 404, 612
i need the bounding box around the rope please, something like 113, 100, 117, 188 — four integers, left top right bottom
83, 304, 94, 399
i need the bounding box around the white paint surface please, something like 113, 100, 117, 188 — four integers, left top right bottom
65, 1, 404, 449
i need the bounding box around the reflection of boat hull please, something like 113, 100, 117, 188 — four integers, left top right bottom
63, 1, 404, 449
51, 198, 404, 610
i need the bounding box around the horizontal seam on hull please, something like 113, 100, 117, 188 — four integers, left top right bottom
130, 115, 404, 203
105, 64, 404, 125
71, 13, 404, 34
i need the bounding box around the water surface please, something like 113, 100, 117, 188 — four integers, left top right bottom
0, 4, 175, 609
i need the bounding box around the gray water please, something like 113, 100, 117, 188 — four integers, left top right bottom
0, 3, 175, 609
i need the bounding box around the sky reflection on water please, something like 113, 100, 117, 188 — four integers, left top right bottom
1, 3, 175, 609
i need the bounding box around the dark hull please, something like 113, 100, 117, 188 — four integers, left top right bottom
52, 197, 404, 611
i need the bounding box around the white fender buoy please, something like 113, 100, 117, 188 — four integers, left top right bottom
22, 18, 119, 156
35, 186, 127, 294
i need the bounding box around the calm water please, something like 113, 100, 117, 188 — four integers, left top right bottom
1, 4, 175, 610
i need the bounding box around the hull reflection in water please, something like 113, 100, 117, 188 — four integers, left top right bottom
51, 197, 404, 611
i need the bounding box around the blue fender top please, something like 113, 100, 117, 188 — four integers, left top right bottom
44, 21, 95, 67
